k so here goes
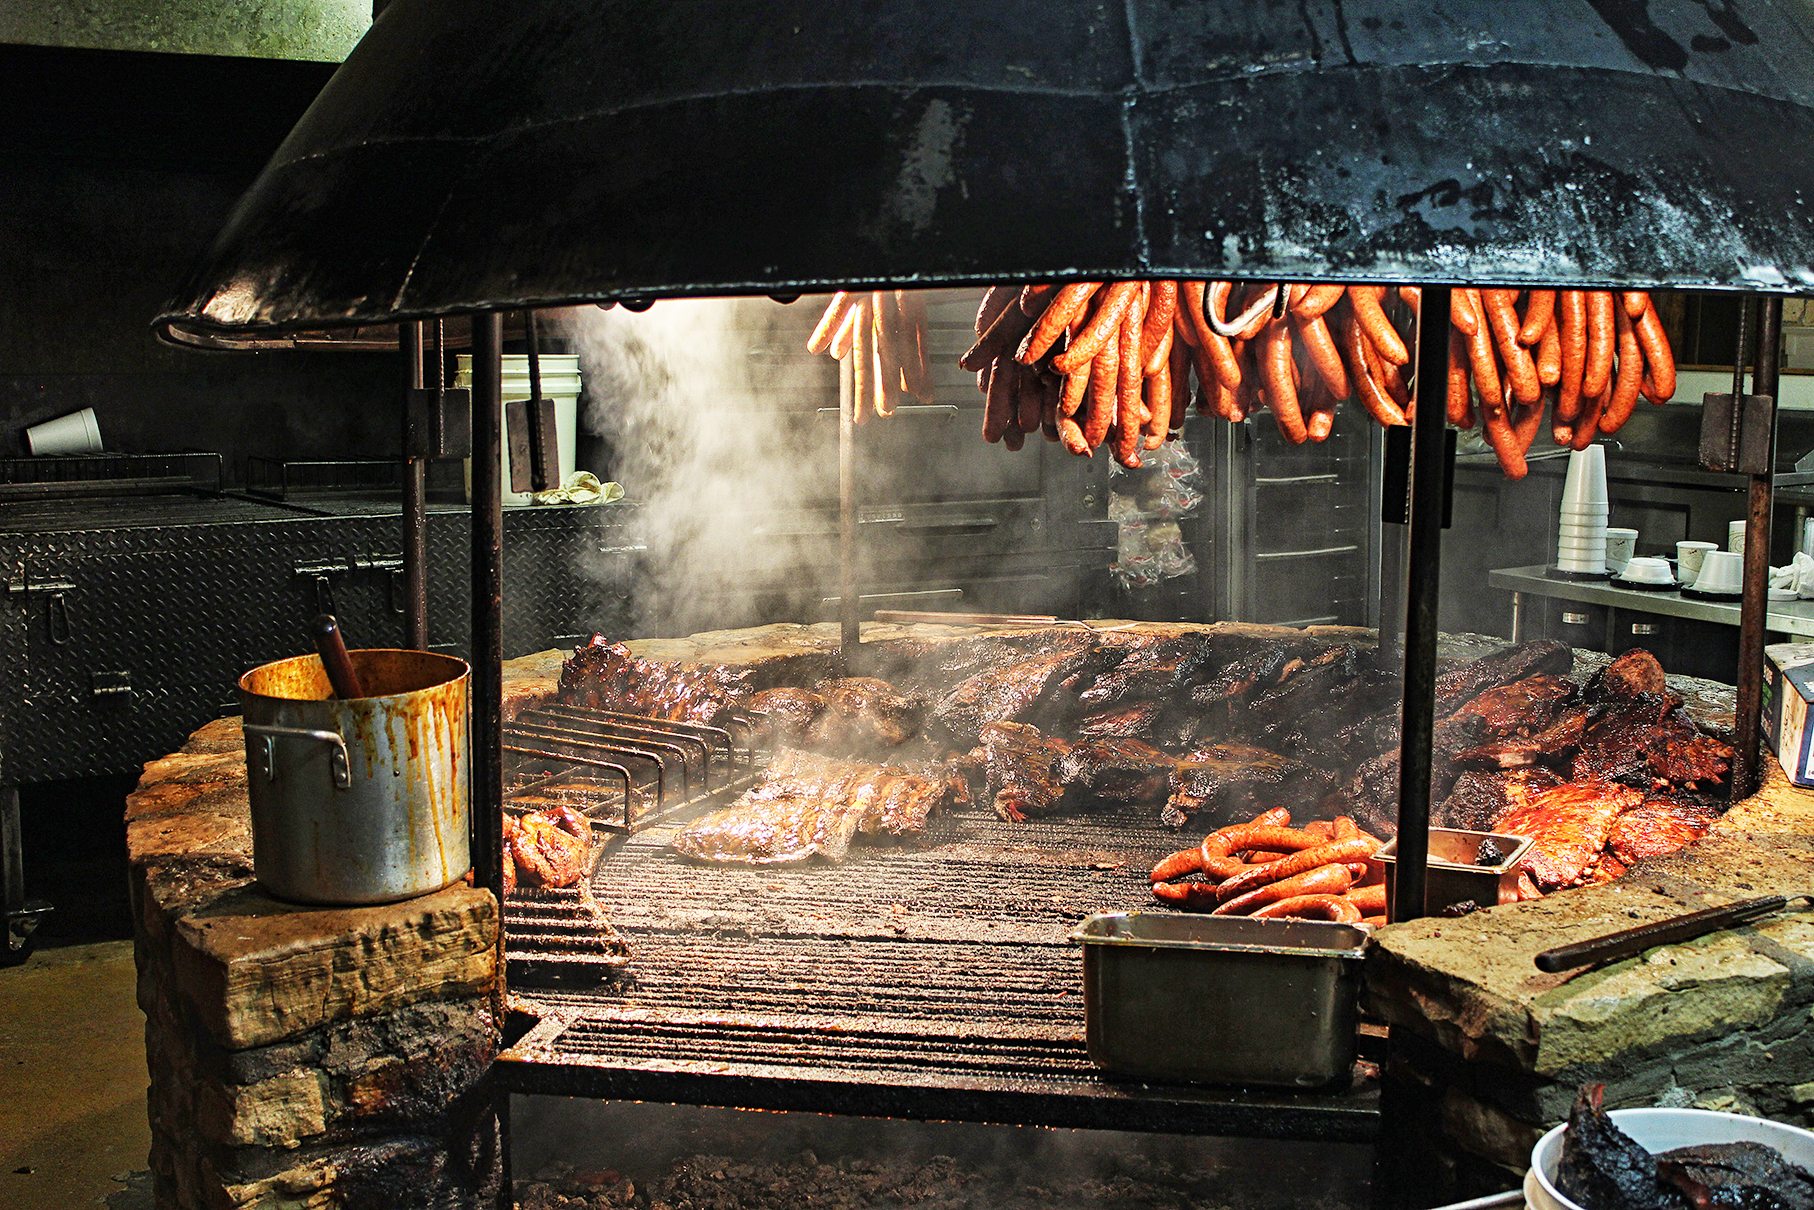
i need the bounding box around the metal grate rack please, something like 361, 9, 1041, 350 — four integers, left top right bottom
503, 704, 758, 834
496, 796, 1381, 1140
0, 451, 222, 500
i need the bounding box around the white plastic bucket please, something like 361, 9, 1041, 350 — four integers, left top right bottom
455, 355, 581, 505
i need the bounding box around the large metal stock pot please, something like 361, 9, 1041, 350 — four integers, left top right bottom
239, 649, 470, 905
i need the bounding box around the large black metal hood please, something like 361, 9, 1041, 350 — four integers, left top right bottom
158, 0, 1814, 347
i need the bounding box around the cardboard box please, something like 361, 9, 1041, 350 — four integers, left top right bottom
1766, 643, 1814, 787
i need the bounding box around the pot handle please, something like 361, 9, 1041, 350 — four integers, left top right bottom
243, 723, 352, 790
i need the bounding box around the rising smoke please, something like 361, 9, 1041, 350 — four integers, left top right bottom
556, 298, 838, 638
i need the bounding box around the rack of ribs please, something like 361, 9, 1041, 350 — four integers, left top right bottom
669, 749, 960, 864
1572, 693, 1735, 791
562, 637, 753, 727
1605, 795, 1722, 865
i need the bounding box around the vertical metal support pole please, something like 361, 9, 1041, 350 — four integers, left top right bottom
471, 313, 505, 957
472, 312, 510, 1210
1392, 284, 1451, 923
838, 350, 860, 655
400, 320, 429, 650
1, 784, 21, 936
1734, 296, 1781, 800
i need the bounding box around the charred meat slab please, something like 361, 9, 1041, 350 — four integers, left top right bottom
1163, 742, 1333, 830
933, 644, 1121, 745
1588, 647, 1670, 702
1605, 796, 1721, 866
1658, 1142, 1814, 1210
1573, 694, 1735, 792
1434, 639, 1574, 716
819, 677, 924, 747
746, 687, 827, 746
1556, 1084, 1677, 1210
1436, 767, 1566, 833
971, 721, 1073, 823
1054, 738, 1177, 806
1493, 780, 1644, 891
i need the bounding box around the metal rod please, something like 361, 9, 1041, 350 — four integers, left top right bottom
471, 311, 506, 1012
838, 347, 859, 655
1392, 284, 1451, 923
400, 319, 429, 649
1734, 295, 1781, 799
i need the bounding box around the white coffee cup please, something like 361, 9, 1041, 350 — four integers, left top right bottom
1677, 540, 1717, 581
1729, 520, 1747, 555
1604, 528, 1638, 573
25, 408, 102, 456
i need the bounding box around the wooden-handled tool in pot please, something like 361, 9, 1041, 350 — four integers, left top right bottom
1534, 893, 1814, 973
310, 614, 367, 700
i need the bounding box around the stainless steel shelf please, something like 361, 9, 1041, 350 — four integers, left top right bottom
1488, 565, 1814, 638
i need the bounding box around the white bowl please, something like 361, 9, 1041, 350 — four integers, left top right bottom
1532, 1107, 1814, 1210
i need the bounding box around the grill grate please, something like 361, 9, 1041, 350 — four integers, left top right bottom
497, 787, 1381, 1139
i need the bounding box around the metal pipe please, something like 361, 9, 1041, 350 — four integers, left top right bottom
1392, 284, 1451, 923
838, 347, 860, 655
471, 310, 506, 973
400, 320, 429, 649
1734, 296, 1782, 799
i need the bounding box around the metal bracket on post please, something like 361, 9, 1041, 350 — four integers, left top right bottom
1701, 297, 1775, 475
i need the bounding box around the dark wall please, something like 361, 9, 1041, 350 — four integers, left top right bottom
0, 44, 400, 483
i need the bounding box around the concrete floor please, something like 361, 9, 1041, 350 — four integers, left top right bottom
0, 940, 152, 1210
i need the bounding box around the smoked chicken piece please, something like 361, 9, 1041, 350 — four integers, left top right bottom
504, 806, 593, 891
1162, 741, 1333, 829
561, 637, 752, 726
1573, 694, 1735, 791
1605, 796, 1721, 866
746, 687, 827, 745
818, 677, 924, 747
1436, 767, 1566, 832
1587, 647, 1669, 702
670, 749, 957, 863
1054, 738, 1177, 805
1492, 780, 1644, 891
933, 644, 1121, 745
973, 721, 1073, 823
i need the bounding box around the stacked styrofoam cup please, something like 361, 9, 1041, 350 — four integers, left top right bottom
1556, 445, 1609, 575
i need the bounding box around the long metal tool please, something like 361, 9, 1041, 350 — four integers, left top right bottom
399, 319, 429, 649
1535, 892, 1812, 972
1392, 284, 1452, 923
1734, 296, 1782, 799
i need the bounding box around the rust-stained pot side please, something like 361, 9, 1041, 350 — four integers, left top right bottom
239, 649, 470, 905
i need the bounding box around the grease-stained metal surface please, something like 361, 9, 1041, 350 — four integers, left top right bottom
158, 0, 1814, 346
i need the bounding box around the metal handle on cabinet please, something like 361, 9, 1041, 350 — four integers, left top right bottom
242, 723, 351, 789
1631, 622, 1661, 635
47, 592, 71, 645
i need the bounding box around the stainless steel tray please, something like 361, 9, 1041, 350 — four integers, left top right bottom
1070, 912, 1368, 1090
1374, 828, 1534, 921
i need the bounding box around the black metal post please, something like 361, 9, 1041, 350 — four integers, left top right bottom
1392, 284, 1451, 923
839, 348, 860, 655
400, 320, 429, 650
1734, 296, 1781, 799
471, 312, 505, 937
